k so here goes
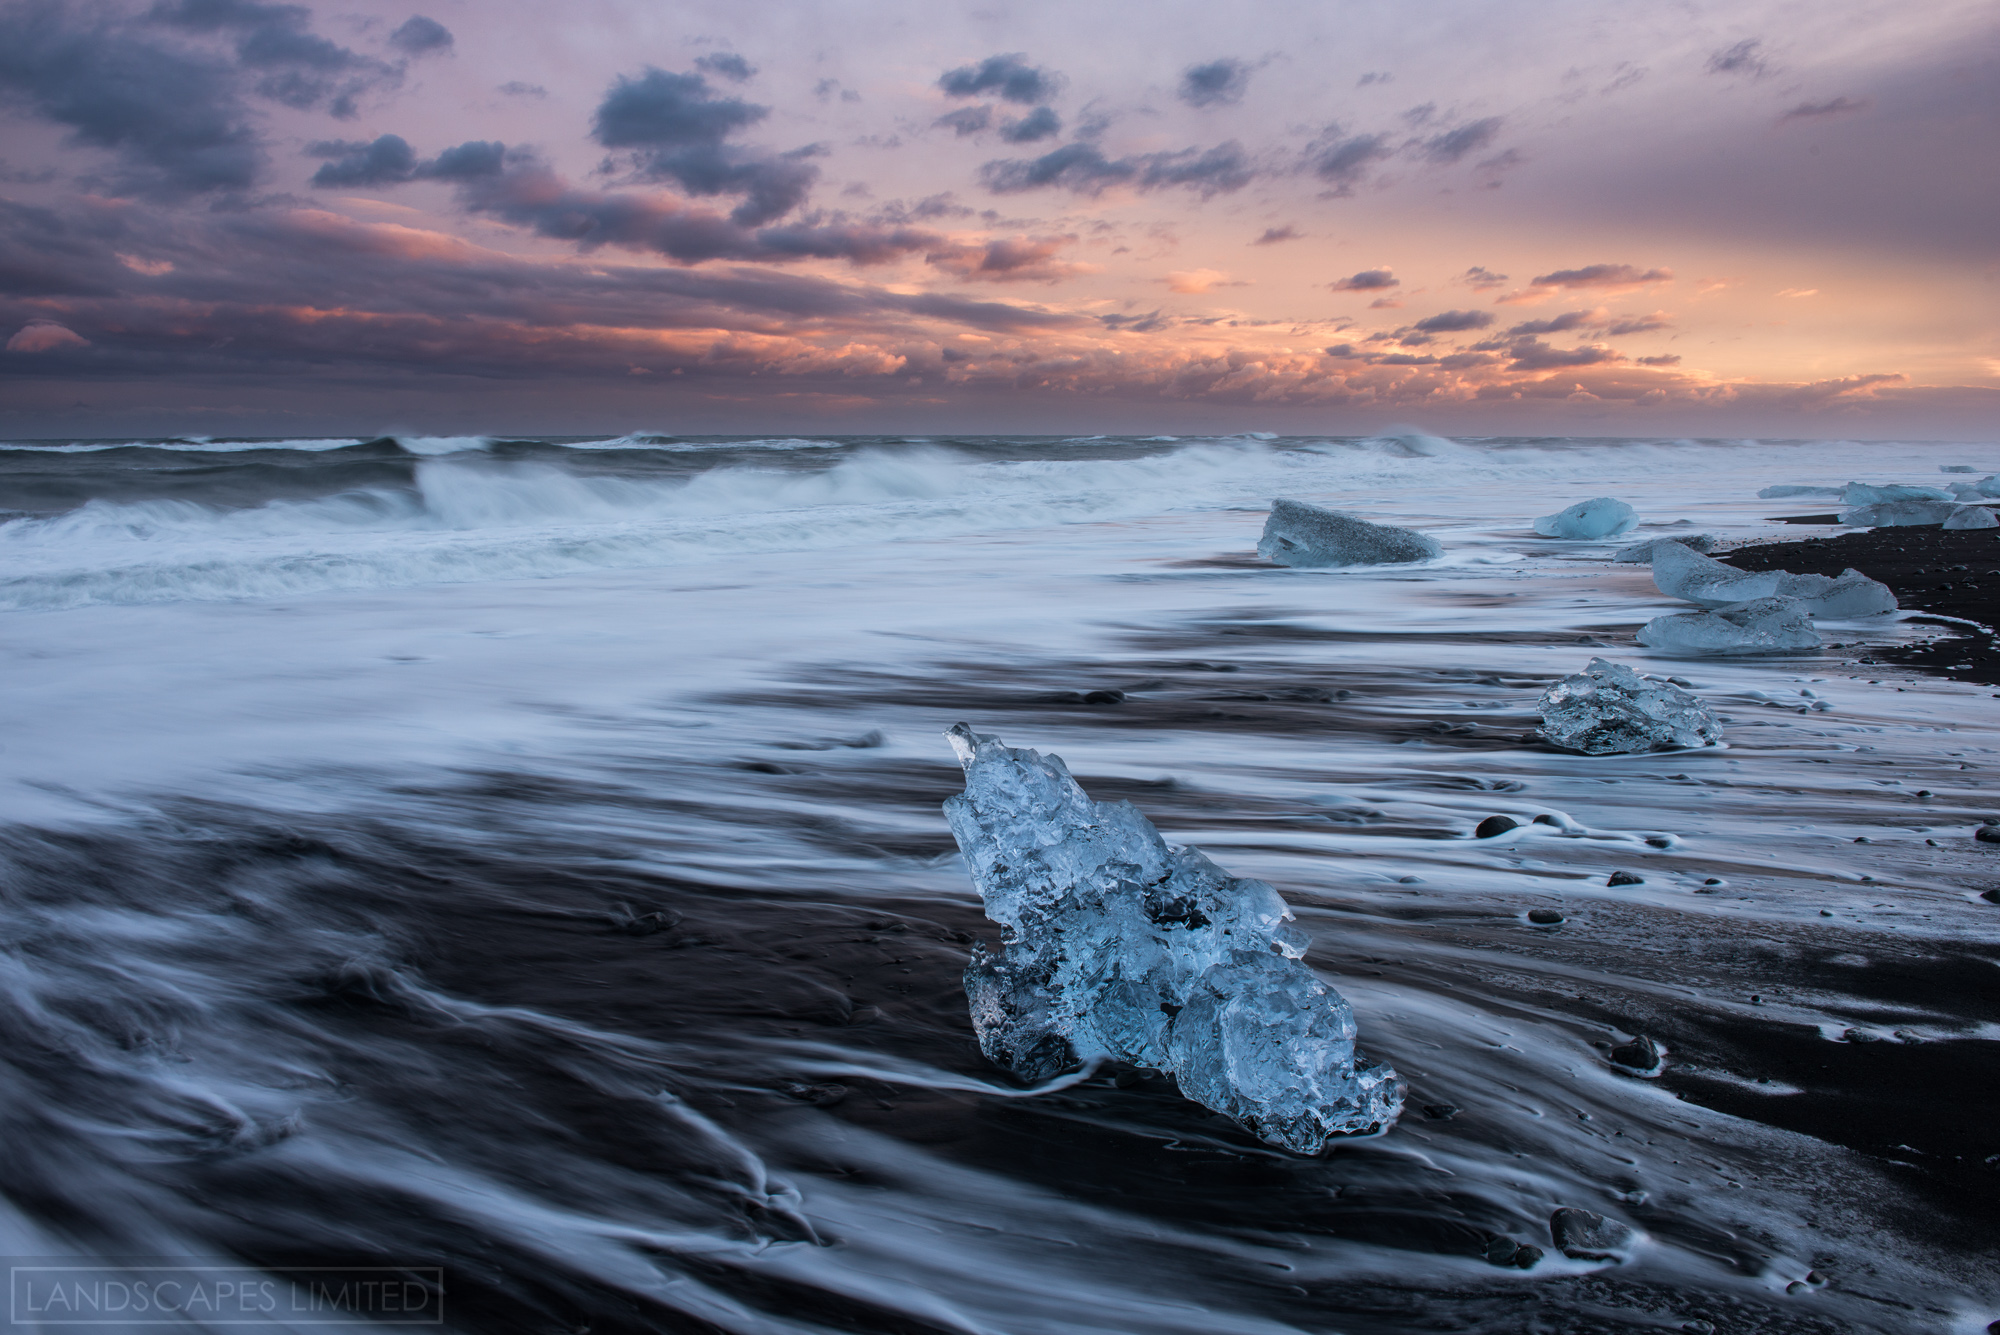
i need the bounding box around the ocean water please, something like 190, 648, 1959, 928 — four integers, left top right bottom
1, 431, 1996, 1334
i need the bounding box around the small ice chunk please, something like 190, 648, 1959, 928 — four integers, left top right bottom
1944, 504, 1998, 530
1839, 499, 1958, 527
1257, 498, 1440, 567
1842, 481, 1953, 505
1756, 484, 1843, 499
1537, 658, 1722, 754
1533, 497, 1638, 539
1650, 541, 1895, 617
1612, 534, 1715, 563
1636, 596, 1821, 656
942, 723, 1403, 1150
1977, 475, 2000, 498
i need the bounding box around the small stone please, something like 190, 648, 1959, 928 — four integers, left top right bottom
1981, 888, 2000, 904
1511, 1244, 1543, 1269
1609, 1035, 1664, 1075
1749, 994, 1762, 1004
1422, 1103, 1460, 1120
778, 1081, 848, 1107
1082, 689, 1126, 705
1607, 870, 1644, 887
1549, 1206, 1636, 1261
1475, 815, 1519, 839
1527, 908, 1566, 925
1533, 813, 1561, 825
1703, 877, 1725, 886
1977, 825, 2000, 844
1853, 836, 1872, 844
1821, 908, 1835, 916
1397, 874, 1425, 884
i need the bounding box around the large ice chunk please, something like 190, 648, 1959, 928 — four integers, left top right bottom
1650, 541, 1896, 617
1537, 659, 1723, 754
1944, 504, 1999, 530
1842, 481, 1952, 505
1257, 498, 1440, 567
1838, 499, 1957, 527
1613, 534, 1715, 563
1636, 597, 1821, 656
942, 723, 1403, 1149
1533, 497, 1638, 539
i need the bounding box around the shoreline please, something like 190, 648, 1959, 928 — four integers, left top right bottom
1720, 522, 2000, 686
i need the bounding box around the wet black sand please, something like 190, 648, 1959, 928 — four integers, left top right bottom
1724, 523, 2000, 685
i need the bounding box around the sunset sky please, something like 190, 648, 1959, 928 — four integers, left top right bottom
1, 0, 1995, 438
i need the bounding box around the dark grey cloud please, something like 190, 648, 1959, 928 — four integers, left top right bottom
938, 54, 1063, 105
1530, 263, 1672, 289
497, 80, 545, 97
999, 107, 1060, 144
1411, 309, 1493, 332
307, 135, 503, 188
1500, 338, 1621, 370
388, 16, 451, 56
1330, 268, 1396, 291
1308, 131, 1391, 192
935, 106, 991, 136
0, 198, 131, 297
1504, 310, 1594, 335
1179, 58, 1249, 108
1252, 225, 1301, 245
1460, 266, 1507, 289
979, 141, 1251, 197
307, 133, 415, 186
0, 1, 261, 196
1780, 96, 1867, 122
152, 0, 394, 116
1637, 354, 1681, 366
593, 67, 766, 149
1419, 117, 1502, 164
694, 52, 755, 82
1706, 39, 1769, 78
591, 68, 817, 226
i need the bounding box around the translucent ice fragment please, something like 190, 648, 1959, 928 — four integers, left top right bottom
1533, 497, 1638, 540
1756, 485, 1843, 499
1841, 481, 1952, 505
1636, 596, 1821, 656
1537, 658, 1722, 755
1944, 504, 1998, 530
1612, 534, 1714, 563
1257, 498, 1440, 567
1838, 499, 1957, 527
1650, 541, 1895, 617
942, 723, 1403, 1150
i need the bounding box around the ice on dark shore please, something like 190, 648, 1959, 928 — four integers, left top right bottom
1532, 497, 1638, 540
1636, 596, 1821, 656
1537, 658, 1723, 754
1838, 499, 1961, 527
1257, 498, 1440, 567
1944, 504, 1999, 530
1612, 533, 1714, 563
1650, 541, 1896, 617
1842, 481, 1952, 505
941, 723, 1403, 1150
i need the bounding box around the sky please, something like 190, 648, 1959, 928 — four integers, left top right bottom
0, 0, 1995, 439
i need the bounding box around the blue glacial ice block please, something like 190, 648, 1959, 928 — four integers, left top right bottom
1532, 497, 1638, 539
1256, 498, 1441, 567
942, 723, 1404, 1151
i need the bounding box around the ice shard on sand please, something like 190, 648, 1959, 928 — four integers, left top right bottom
1538, 658, 1724, 754
941, 724, 1403, 1151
